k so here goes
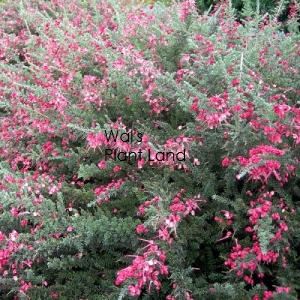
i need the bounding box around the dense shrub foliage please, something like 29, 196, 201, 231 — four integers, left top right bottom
195, 0, 291, 18
0, 0, 299, 299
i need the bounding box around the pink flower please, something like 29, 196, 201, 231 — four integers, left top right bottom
214, 216, 223, 223
271, 212, 280, 221
128, 285, 141, 296
249, 144, 284, 156
276, 286, 290, 293
169, 203, 185, 212
87, 133, 108, 150
138, 158, 145, 169
136, 224, 148, 234
20, 219, 28, 227
194, 34, 204, 41
263, 291, 274, 299
279, 223, 288, 231
137, 205, 145, 216
0, 232, 6, 241
222, 157, 232, 166
113, 166, 122, 173
0, 249, 10, 269
67, 227, 73, 232
10, 207, 19, 217
41, 141, 54, 155
51, 293, 59, 299
231, 77, 239, 87
221, 210, 233, 220
273, 104, 291, 118
98, 160, 106, 169
232, 104, 242, 111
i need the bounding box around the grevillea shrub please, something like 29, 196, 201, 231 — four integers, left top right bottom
195, 0, 292, 17
0, 0, 300, 299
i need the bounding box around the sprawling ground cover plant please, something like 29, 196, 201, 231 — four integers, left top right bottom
0, 0, 299, 299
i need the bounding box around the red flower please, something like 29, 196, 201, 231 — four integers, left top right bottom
231, 77, 240, 87
128, 285, 141, 296
263, 291, 274, 299
276, 286, 290, 293
222, 157, 232, 166
41, 141, 54, 155
0, 249, 10, 270
51, 293, 59, 299
98, 160, 106, 169
136, 224, 148, 234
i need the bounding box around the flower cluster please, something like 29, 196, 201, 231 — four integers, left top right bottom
119, 191, 204, 295
115, 241, 168, 296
